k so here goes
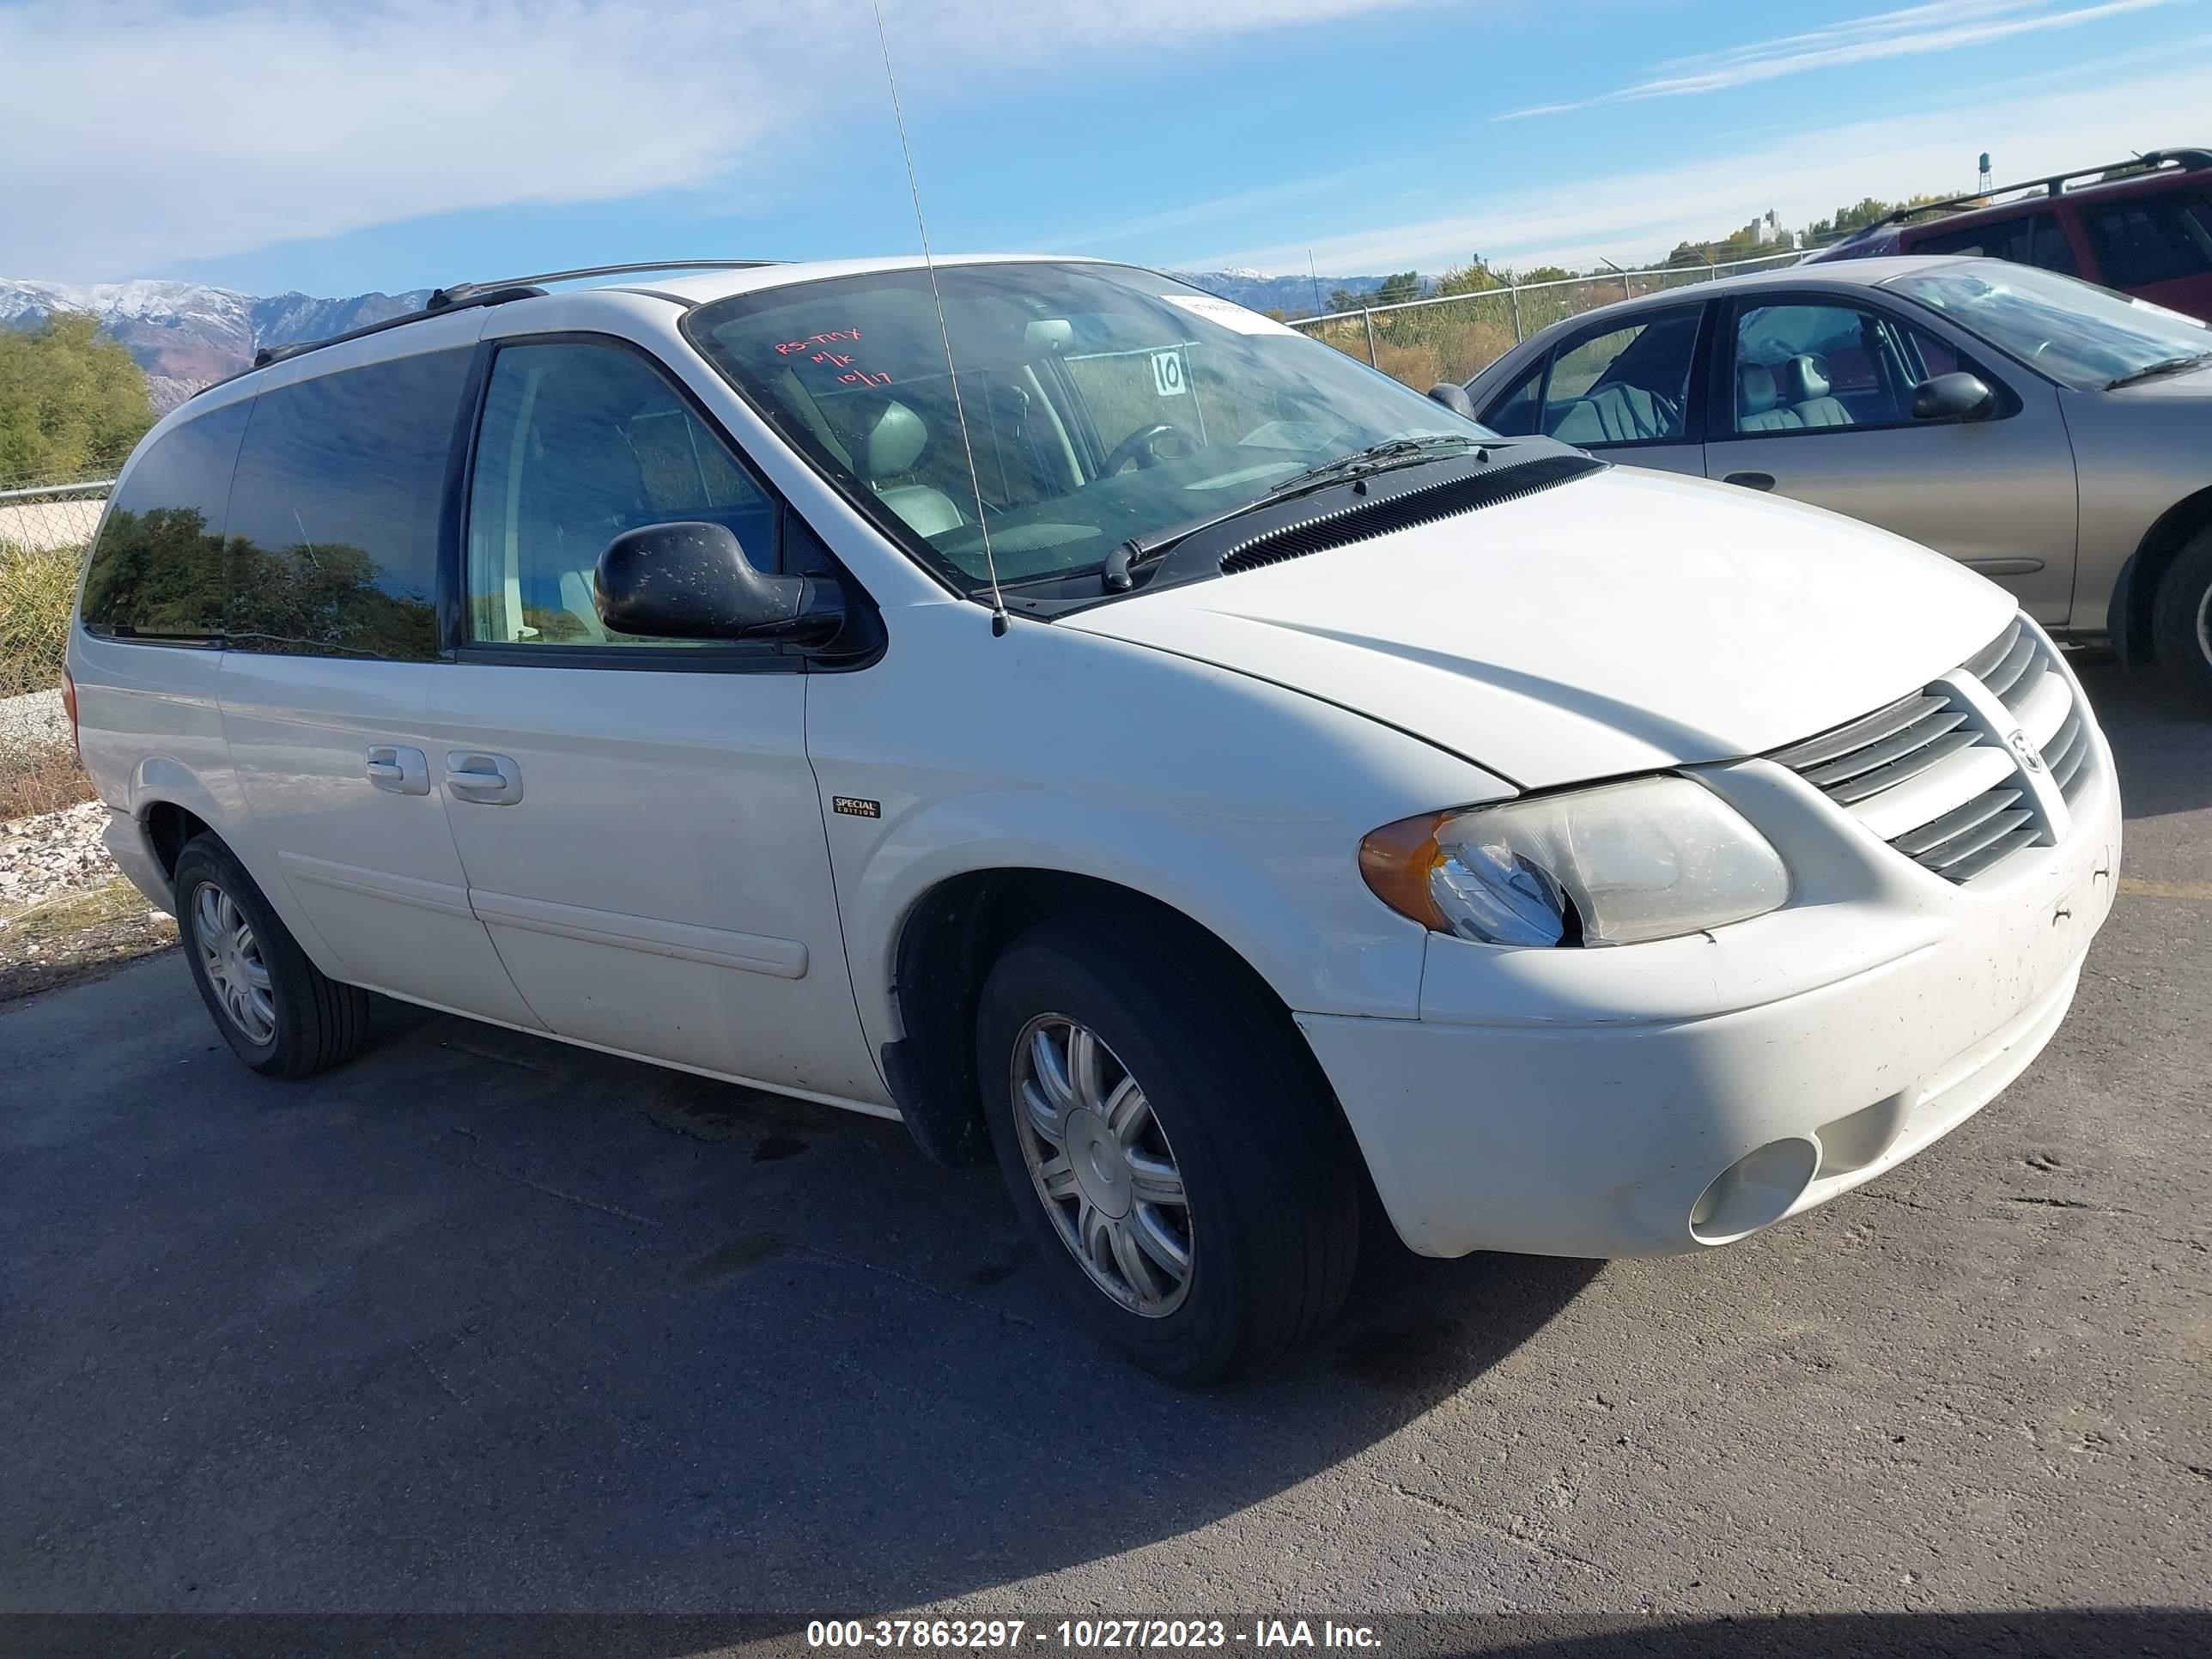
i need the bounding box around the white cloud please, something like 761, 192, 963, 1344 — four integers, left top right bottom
1191, 57, 2212, 273
1500, 0, 2174, 119
0, 0, 1426, 278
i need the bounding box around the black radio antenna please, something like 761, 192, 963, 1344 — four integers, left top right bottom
870, 0, 1009, 637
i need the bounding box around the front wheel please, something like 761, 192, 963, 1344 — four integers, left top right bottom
977, 912, 1359, 1382
2152, 524, 2212, 710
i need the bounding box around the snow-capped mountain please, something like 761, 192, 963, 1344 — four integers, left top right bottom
1, 278, 432, 410
3, 268, 1390, 412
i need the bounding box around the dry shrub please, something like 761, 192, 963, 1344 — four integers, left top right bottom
1, 540, 85, 700
1370, 339, 1441, 388
0, 736, 93, 821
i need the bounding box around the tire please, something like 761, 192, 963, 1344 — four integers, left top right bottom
174, 833, 372, 1079
2151, 523, 2212, 710
976, 910, 1359, 1382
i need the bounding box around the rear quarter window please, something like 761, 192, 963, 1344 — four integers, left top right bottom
2082, 188, 2212, 289
222, 349, 471, 662
78, 400, 251, 642
1908, 211, 2078, 276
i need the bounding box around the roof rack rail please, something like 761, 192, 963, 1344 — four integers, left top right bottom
1832, 147, 2212, 246
246, 283, 547, 371
208, 259, 786, 390
428, 258, 782, 308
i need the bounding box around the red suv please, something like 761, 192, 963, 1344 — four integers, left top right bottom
1805, 148, 2212, 320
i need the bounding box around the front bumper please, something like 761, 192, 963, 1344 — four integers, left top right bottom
1301, 744, 2121, 1260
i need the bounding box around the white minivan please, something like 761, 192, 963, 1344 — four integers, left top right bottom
68, 257, 2120, 1380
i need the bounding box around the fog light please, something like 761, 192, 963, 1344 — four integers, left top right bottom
1688, 1137, 1820, 1245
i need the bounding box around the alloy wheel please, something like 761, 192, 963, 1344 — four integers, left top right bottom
194, 881, 276, 1046
1010, 1013, 1194, 1317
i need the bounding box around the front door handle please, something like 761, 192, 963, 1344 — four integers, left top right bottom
444, 750, 524, 805
365, 744, 430, 796
1723, 471, 1777, 491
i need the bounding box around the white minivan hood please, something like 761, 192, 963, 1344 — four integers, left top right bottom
1062, 465, 2014, 789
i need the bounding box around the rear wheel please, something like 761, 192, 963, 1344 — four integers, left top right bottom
977, 911, 1359, 1382
2151, 524, 2212, 710
174, 834, 371, 1079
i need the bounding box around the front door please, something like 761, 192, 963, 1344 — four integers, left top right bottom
422, 335, 885, 1104
1701, 293, 2080, 623
1477, 304, 1706, 478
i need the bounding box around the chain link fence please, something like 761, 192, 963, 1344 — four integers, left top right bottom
2, 477, 107, 705
1287, 250, 1802, 388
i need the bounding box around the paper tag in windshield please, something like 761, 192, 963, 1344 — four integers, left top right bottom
1161, 295, 1301, 337
2130, 295, 2209, 329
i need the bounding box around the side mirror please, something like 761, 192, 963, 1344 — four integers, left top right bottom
594, 521, 846, 646
1427, 382, 1477, 418
1911, 372, 1996, 422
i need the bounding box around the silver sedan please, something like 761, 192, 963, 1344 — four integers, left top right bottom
1460, 257, 2212, 707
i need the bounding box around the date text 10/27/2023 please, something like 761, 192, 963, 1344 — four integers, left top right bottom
805, 1620, 1382, 1650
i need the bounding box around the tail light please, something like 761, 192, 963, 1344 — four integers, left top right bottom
61, 666, 81, 763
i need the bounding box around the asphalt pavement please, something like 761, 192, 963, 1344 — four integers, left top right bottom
2, 661, 2206, 1656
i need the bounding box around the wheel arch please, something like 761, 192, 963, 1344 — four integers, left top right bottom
141, 799, 214, 880
882, 867, 1335, 1169
2112, 485, 2212, 665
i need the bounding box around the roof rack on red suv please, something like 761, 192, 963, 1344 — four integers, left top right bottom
1815, 149, 2212, 255
1803, 146, 2212, 321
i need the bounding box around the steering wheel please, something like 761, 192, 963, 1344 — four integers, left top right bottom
1098, 422, 1191, 476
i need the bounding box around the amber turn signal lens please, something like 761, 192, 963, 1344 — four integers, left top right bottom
1358, 811, 1451, 932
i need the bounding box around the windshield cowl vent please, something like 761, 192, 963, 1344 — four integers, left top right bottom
1217, 452, 1605, 575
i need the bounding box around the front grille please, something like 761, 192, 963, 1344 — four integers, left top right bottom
1773, 615, 2096, 884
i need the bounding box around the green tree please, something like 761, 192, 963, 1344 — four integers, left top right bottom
1802, 193, 1951, 246
0, 313, 155, 485
1331, 271, 1422, 312
1372, 270, 1421, 307
1433, 258, 1506, 296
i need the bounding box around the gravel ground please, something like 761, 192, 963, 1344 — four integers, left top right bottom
0, 688, 69, 747
0, 799, 117, 914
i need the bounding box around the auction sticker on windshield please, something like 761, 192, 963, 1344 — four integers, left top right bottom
1160, 294, 1302, 336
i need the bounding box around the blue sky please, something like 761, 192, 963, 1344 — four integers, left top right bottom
3, 0, 2209, 293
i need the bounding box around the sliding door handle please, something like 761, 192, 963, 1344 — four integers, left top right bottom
1723, 471, 1776, 491
444, 751, 524, 805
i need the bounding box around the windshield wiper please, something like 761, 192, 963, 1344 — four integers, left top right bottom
1102, 434, 1484, 592
1267, 434, 1485, 494
2106, 350, 2212, 389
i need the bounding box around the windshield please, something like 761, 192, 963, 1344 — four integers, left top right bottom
1884, 261, 2212, 390
684, 262, 1492, 592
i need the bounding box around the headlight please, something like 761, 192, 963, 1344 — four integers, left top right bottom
1360, 775, 1790, 947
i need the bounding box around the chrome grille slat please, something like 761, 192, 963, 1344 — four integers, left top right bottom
1891, 787, 2026, 858
1771, 614, 2093, 887
1800, 706, 1972, 788
1825, 729, 1981, 804
1982, 631, 2039, 702
2045, 710, 2092, 798
1961, 617, 2023, 682
1917, 805, 2036, 870
1771, 693, 1946, 771
1940, 823, 2042, 883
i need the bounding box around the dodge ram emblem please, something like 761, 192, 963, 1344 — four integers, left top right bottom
2007, 728, 2045, 772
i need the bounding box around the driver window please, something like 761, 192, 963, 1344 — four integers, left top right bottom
465, 341, 777, 647
1538, 310, 1696, 447
1729, 302, 1978, 434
